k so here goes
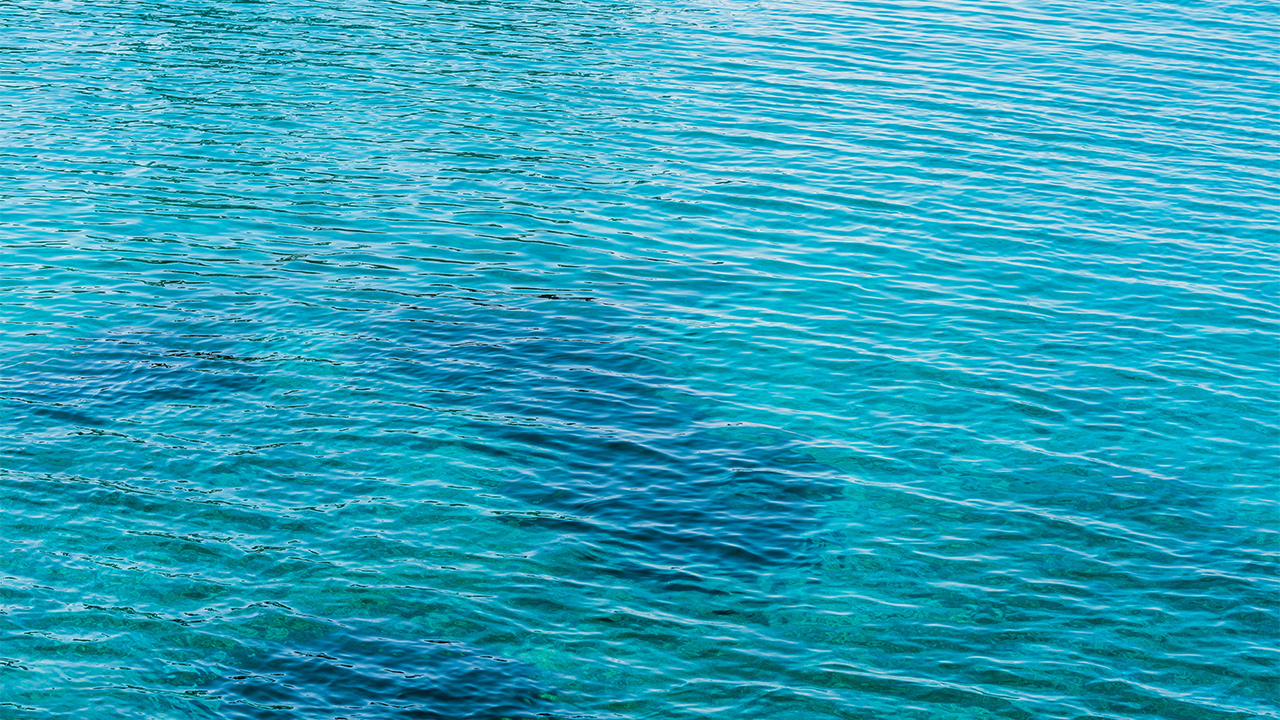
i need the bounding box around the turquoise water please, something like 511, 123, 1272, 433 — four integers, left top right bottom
1, 0, 1277, 717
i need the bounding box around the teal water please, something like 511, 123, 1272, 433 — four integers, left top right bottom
1, 0, 1277, 717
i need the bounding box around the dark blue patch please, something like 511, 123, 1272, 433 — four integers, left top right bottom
367, 302, 837, 583
3, 334, 261, 427
206, 632, 553, 720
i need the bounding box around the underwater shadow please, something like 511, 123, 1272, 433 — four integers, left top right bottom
1, 331, 261, 429
205, 629, 553, 720
366, 298, 840, 586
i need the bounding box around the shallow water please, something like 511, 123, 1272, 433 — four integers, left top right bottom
1, 0, 1277, 718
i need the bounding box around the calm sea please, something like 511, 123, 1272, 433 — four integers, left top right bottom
1, 0, 1277, 718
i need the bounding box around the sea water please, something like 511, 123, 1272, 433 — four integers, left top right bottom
0, 0, 1276, 718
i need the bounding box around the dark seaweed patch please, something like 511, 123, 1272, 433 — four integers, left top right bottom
3, 335, 261, 427
367, 303, 838, 583
206, 632, 552, 720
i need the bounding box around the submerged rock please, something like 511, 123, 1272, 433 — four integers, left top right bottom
204, 631, 553, 720
2, 331, 261, 428
365, 301, 838, 583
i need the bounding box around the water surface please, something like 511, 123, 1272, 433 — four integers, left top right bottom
1, 0, 1277, 718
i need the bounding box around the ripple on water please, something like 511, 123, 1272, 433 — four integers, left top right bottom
1, 0, 1277, 718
